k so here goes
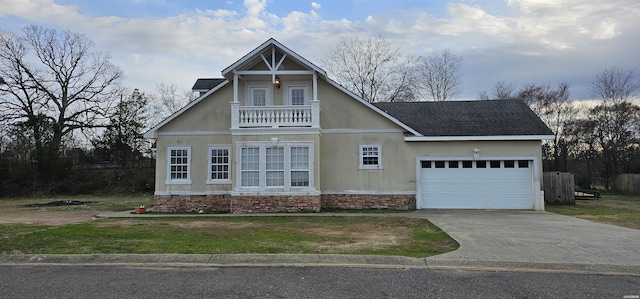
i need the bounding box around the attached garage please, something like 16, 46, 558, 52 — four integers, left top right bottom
418, 159, 535, 209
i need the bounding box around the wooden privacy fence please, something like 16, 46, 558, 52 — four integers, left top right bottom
543, 172, 575, 205
613, 174, 640, 194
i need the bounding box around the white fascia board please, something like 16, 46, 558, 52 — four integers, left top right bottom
234, 70, 315, 75
324, 78, 423, 136
222, 38, 326, 77
143, 80, 230, 139
405, 135, 555, 141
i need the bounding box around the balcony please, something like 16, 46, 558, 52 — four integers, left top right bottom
231, 101, 320, 129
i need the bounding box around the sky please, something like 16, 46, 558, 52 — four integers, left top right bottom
0, 0, 639, 100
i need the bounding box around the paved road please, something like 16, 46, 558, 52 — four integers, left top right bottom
424, 210, 640, 267
2, 266, 639, 299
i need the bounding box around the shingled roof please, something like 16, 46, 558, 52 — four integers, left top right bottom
373, 99, 553, 136
191, 78, 225, 91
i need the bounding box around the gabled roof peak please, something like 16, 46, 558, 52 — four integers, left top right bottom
221, 38, 326, 78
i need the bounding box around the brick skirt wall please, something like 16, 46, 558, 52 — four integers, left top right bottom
153, 194, 230, 212
321, 194, 416, 210
230, 195, 320, 213
153, 193, 415, 213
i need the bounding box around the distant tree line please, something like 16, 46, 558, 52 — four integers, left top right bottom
478, 67, 640, 190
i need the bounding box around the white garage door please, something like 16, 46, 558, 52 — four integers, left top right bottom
419, 159, 533, 209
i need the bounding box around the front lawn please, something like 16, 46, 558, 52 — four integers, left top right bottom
545, 195, 640, 230
0, 216, 459, 258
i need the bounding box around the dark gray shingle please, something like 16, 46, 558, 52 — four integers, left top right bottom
192, 78, 225, 91
373, 99, 553, 136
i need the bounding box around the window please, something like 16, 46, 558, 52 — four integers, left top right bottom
504, 160, 515, 168
490, 160, 501, 168
462, 161, 473, 168
167, 147, 191, 184
266, 147, 285, 187
241, 147, 260, 187
476, 161, 487, 168
208, 146, 230, 183
237, 143, 313, 190
449, 161, 459, 168
290, 147, 310, 187
518, 160, 530, 168
421, 161, 432, 168
359, 145, 382, 169
434, 161, 446, 168
286, 84, 309, 105
246, 84, 271, 106
291, 88, 305, 105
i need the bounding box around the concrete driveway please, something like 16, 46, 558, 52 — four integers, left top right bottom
422, 210, 640, 267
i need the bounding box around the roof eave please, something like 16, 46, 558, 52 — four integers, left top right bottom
404, 135, 555, 141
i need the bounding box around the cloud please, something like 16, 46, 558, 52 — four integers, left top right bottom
0, 0, 637, 99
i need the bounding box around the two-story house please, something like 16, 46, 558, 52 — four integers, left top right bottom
144, 38, 553, 213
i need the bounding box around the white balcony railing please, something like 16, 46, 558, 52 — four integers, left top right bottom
231, 101, 320, 129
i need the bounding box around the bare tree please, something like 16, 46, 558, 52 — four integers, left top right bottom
587, 67, 640, 189
322, 35, 417, 103
477, 80, 515, 100
591, 67, 639, 103
418, 49, 463, 101
149, 82, 196, 125
0, 25, 122, 167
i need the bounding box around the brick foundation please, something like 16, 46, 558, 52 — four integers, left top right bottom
230, 195, 321, 214
153, 194, 231, 213
153, 193, 414, 213
321, 194, 416, 210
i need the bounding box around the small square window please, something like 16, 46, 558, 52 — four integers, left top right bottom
449, 161, 459, 168
476, 161, 487, 168
462, 161, 473, 168
490, 160, 501, 168
504, 160, 515, 168
434, 161, 445, 168
359, 145, 382, 169
421, 161, 432, 168
518, 160, 529, 168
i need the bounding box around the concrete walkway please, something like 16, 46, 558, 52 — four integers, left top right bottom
2, 210, 639, 275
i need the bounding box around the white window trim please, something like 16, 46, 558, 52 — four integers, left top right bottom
283, 81, 310, 105
359, 144, 383, 170
206, 145, 232, 184
245, 82, 273, 106
166, 146, 192, 185
235, 142, 315, 192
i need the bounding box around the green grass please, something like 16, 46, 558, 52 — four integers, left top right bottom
0, 217, 458, 257
546, 195, 640, 229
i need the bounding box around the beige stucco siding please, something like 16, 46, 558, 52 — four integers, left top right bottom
318, 80, 402, 130
320, 135, 543, 192
158, 83, 233, 133
155, 135, 232, 192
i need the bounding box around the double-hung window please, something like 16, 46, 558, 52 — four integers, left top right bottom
207, 146, 231, 184
246, 84, 271, 106
237, 143, 313, 190
286, 83, 309, 105
359, 145, 382, 169
167, 147, 191, 184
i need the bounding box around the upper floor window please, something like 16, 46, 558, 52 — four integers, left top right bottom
286, 83, 309, 105
359, 145, 382, 169
246, 83, 272, 106
166, 147, 191, 184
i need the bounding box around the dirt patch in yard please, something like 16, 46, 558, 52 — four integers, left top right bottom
0, 205, 102, 226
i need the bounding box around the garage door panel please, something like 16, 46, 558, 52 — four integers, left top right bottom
420, 159, 533, 209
